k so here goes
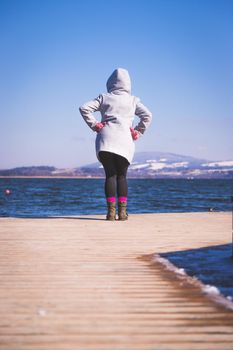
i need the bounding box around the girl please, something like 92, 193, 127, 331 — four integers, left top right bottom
79, 68, 152, 220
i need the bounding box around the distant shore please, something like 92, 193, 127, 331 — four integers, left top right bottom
0, 176, 105, 179
1, 176, 232, 180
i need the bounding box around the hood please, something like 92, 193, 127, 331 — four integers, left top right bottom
106, 68, 131, 94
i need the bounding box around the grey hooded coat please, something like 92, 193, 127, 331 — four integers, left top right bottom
79, 68, 152, 164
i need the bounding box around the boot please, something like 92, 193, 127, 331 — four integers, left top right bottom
118, 201, 128, 221
106, 202, 116, 221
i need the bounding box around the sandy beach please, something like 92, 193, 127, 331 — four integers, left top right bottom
0, 212, 233, 349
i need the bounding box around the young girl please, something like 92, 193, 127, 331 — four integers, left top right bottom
79, 68, 152, 221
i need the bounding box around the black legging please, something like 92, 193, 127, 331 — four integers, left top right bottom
99, 151, 129, 198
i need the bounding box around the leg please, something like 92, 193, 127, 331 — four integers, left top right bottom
99, 151, 117, 198
114, 154, 129, 220
98, 151, 117, 220
114, 154, 129, 198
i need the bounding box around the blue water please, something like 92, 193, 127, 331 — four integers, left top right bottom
0, 178, 232, 217
161, 244, 233, 300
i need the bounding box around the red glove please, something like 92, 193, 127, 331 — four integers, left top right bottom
130, 127, 140, 140
95, 122, 105, 132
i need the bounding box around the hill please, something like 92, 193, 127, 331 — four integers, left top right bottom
0, 152, 232, 178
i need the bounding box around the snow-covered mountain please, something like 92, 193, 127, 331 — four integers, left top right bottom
81, 152, 233, 179
0, 152, 232, 178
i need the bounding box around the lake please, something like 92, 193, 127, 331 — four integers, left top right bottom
0, 178, 232, 217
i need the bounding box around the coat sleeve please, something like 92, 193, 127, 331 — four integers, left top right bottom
79, 95, 103, 131
134, 98, 152, 135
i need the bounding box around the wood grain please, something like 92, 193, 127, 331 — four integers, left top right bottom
0, 212, 232, 349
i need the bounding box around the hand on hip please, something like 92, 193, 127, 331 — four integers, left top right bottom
130, 127, 139, 140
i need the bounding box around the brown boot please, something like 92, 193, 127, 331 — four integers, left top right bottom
106, 202, 116, 221
118, 201, 128, 221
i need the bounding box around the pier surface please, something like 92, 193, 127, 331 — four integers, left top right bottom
0, 212, 232, 349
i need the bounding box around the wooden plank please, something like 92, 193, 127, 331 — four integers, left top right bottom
0, 212, 232, 349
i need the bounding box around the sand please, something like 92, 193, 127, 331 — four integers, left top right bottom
0, 212, 232, 349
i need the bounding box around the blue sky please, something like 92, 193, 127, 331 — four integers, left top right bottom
0, 0, 232, 168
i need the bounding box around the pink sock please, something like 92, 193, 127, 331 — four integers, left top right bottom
118, 196, 127, 202
107, 196, 116, 203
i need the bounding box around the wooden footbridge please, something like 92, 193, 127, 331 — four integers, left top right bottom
0, 212, 232, 349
